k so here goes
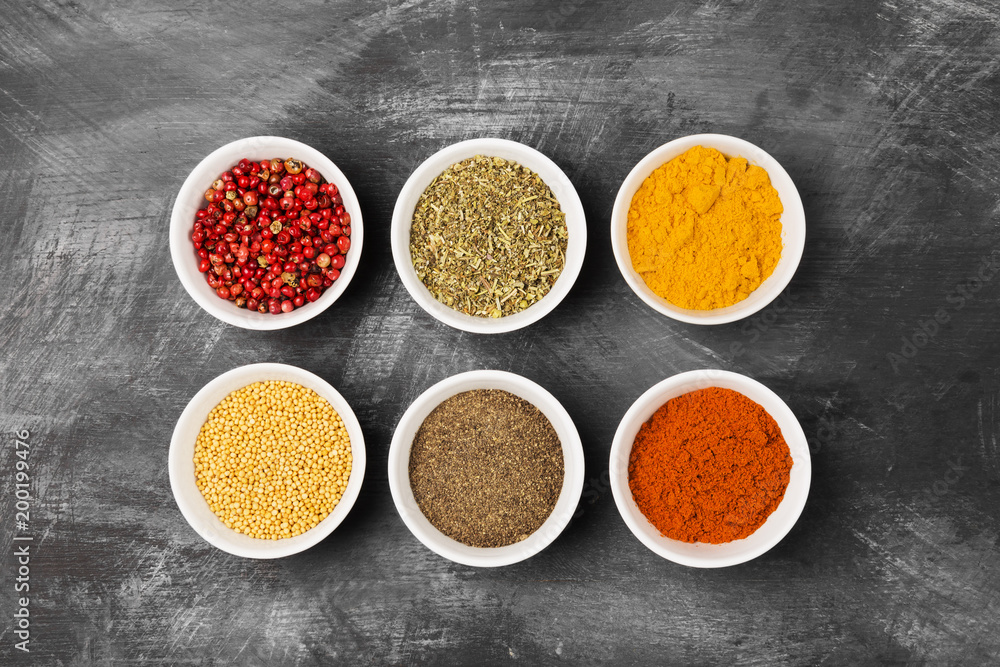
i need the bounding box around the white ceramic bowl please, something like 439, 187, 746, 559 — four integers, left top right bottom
390, 138, 587, 334
170, 136, 363, 330
611, 134, 805, 325
169, 363, 366, 559
388, 370, 585, 566
610, 369, 811, 567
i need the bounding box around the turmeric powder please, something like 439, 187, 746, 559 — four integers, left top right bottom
627, 145, 783, 310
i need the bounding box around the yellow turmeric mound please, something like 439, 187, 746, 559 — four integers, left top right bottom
627, 145, 783, 310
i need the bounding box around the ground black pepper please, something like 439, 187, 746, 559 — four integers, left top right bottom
408, 389, 564, 548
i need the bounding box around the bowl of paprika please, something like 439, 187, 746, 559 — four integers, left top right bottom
170, 136, 363, 330
610, 369, 811, 567
611, 134, 805, 325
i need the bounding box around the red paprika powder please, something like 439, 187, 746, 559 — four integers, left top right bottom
628, 387, 792, 544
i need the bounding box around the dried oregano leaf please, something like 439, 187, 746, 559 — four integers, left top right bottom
409, 155, 568, 318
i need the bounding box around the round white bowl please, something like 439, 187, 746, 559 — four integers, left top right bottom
169, 363, 366, 559
170, 136, 364, 330
388, 370, 585, 566
390, 138, 587, 334
611, 134, 805, 325
610, 369, 811, 568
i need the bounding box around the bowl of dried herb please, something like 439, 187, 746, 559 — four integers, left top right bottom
388, 370, 585, 567
391, 138, 587, 333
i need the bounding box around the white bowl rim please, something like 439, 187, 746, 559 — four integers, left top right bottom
609, 369, 812, 568
390, 137, 587, 334
388, 369, 585, 566
168, 362, 367, 559
169, 135, 364, 330
610, 133, 805, 325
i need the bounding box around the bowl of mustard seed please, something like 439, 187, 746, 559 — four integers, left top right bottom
169, 363, 366, 559
391, 138, 587, 334
388, 370, 585, 567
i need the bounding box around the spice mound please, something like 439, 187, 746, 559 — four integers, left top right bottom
194, 380, 353, 540
409, 389, 564, 548
627, 145, 783, 310
409, 155, 568, 318
628, 387, 792, 544
192, 157, 352, 315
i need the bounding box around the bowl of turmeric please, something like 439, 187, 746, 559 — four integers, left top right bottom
611, 134, 805, 324
609, 369, 811, 567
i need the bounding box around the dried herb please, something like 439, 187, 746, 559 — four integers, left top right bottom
409, 155, 569, 318
408, 389, 564, 548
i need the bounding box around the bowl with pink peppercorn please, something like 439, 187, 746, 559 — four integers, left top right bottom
170, 136, 363, 330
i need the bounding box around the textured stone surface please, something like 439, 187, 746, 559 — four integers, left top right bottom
1, 0, 999, 663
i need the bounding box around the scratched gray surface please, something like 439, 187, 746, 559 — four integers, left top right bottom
1, 0, 999, 664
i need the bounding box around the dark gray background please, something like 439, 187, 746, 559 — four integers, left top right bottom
2, 0, 999, 664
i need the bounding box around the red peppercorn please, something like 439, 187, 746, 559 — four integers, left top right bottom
192, 156, 351, 313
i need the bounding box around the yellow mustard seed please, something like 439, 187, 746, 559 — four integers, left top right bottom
193, 380, 353, 541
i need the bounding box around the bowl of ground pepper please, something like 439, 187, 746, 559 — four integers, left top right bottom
609, 369, 811, 567
169, 363, 366, 558
388, 370, 585, 566
391, 138, 587, 334
611, 134, 805, 325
